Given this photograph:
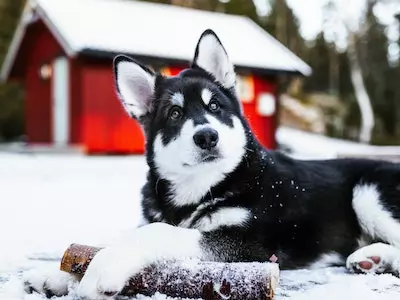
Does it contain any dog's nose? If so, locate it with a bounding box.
[193,128,219,150]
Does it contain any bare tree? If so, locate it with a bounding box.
[325,0,375,143]
[346,29,375,143]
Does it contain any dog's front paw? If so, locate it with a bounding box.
[76,245,147,300]
[23,265,77,297]
[77,223,203,299]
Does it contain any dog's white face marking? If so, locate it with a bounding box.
[352,184,400,248]
[307,252,344,269]
[153,115,246,206]
[201,88,213,105]
[171,92,184,107]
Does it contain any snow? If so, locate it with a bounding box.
[1,0,311,81]
[0,150,399,299]
[0,153,148,299]
[276,126,400,160]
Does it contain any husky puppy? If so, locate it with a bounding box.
[24,29,400,299]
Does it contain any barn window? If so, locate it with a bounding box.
[39,63,52,80]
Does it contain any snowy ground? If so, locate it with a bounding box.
[276,126,400,160]
[0,149,400,300]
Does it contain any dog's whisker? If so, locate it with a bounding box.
[244,146,254,153]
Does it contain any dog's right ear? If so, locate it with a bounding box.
[113,55,155,119]
[192,29,236,90]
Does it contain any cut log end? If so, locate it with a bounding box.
[60,243,280,300]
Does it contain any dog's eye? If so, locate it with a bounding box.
[169,107,182,120]
[209,101,220,112]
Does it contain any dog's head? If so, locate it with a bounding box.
[113,29,249,183]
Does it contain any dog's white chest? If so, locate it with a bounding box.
[179,201,250,232]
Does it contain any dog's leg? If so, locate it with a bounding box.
[29,223,262,300]
[74,223,203,299]
[349,183,400,276]
[23,265,80,297]
[24,223,200,299]
[352,183,400,248]
[346,242,400,276]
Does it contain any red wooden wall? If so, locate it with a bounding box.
[69,59,83,145]
[13,19,278,153]
[79,62,145,154]
[242,75,278,150]
[75,64,277,154]
[23,21,64,144]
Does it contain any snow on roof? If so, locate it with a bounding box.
[1,0,311,81]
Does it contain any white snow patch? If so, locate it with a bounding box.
[276,126,400,160]
[277,267,400,300]
[0,153,399,299]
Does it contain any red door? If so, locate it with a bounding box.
[81,65,145,154]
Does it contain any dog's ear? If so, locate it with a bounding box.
[192,29,236,90]
[113,55,155,119]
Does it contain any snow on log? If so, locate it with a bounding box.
[60,243,280,300]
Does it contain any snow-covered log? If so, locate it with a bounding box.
[60,243,280,300]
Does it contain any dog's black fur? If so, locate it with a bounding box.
[113,29,400,271]
[22,29,400,300]
[141,124,400,269]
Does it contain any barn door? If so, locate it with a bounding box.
[52,56,69,146]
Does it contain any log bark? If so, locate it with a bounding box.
[60,243,279,300]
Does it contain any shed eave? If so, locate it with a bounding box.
[0,3,32,82]
[1,0,313,82]
[78,48,307,77]
[34,2,76,57]
[0,0,77,83]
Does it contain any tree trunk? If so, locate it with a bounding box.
[275,0,287,45]
[346,32,375,143]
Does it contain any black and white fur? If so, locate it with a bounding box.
[25,29,400,299]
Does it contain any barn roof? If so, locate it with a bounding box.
[1,0,312,81]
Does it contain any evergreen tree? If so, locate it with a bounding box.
[303,33,332,93]
[0,0,25,141]
[264,0,306,59]
[222,0,258,22]
[357,1,398,140]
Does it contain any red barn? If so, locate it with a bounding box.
[0,0,311,154]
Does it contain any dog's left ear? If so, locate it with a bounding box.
[192,29,236,90]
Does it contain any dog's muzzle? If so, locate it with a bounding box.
[193,128,219,150]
